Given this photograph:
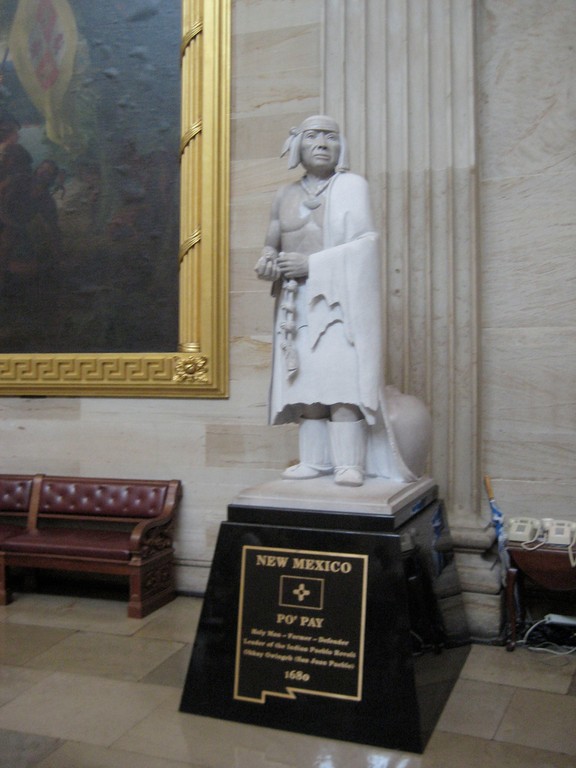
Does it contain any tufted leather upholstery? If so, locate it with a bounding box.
[0,475,35,543]
[38,479,168,518]
[0,476,34,511]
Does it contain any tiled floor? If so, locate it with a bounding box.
[1,590,576,767]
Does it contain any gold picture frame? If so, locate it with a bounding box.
[0,0,229,398]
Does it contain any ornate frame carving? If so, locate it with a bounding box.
[0,0,230,398]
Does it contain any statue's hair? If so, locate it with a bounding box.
[280,115,349,172]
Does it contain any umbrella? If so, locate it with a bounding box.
[484,475,510,586]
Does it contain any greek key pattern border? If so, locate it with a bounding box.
[0,354,213,396]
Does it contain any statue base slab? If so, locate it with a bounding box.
[230,475,437,530]
[180,480,469,753]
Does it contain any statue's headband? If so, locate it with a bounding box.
[280,115,349,171]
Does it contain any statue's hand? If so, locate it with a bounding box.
[277,251,309,279]
[254,247,281,281]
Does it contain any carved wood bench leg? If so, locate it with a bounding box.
[0,555,12,605]
[128,558,175,619]
[128,566,144,619]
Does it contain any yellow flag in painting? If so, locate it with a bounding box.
[9,0,77,148]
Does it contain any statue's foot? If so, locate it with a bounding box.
[282,463,332,480]
[334,467,364,487]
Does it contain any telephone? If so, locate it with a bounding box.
[542,518,576,546]
[507,518,541,543]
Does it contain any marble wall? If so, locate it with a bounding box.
[0,0,574,631]
[478,0,576,520]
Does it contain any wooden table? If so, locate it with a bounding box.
[505,541,576,650]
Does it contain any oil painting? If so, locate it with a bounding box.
[0,0,180,353]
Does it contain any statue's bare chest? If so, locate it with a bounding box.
[278,184,324,254]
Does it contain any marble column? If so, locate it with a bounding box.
[322,0,501,637]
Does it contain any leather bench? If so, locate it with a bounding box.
[0,474,182,618]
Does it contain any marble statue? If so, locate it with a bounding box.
[255,115,431,487]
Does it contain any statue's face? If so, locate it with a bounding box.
[300,129,340,178]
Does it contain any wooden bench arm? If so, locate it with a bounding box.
[128,480,182,556]
[129,515,175,556]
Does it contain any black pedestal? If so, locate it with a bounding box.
[180,491,470,753]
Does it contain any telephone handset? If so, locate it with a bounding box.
[507,517,541,543]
